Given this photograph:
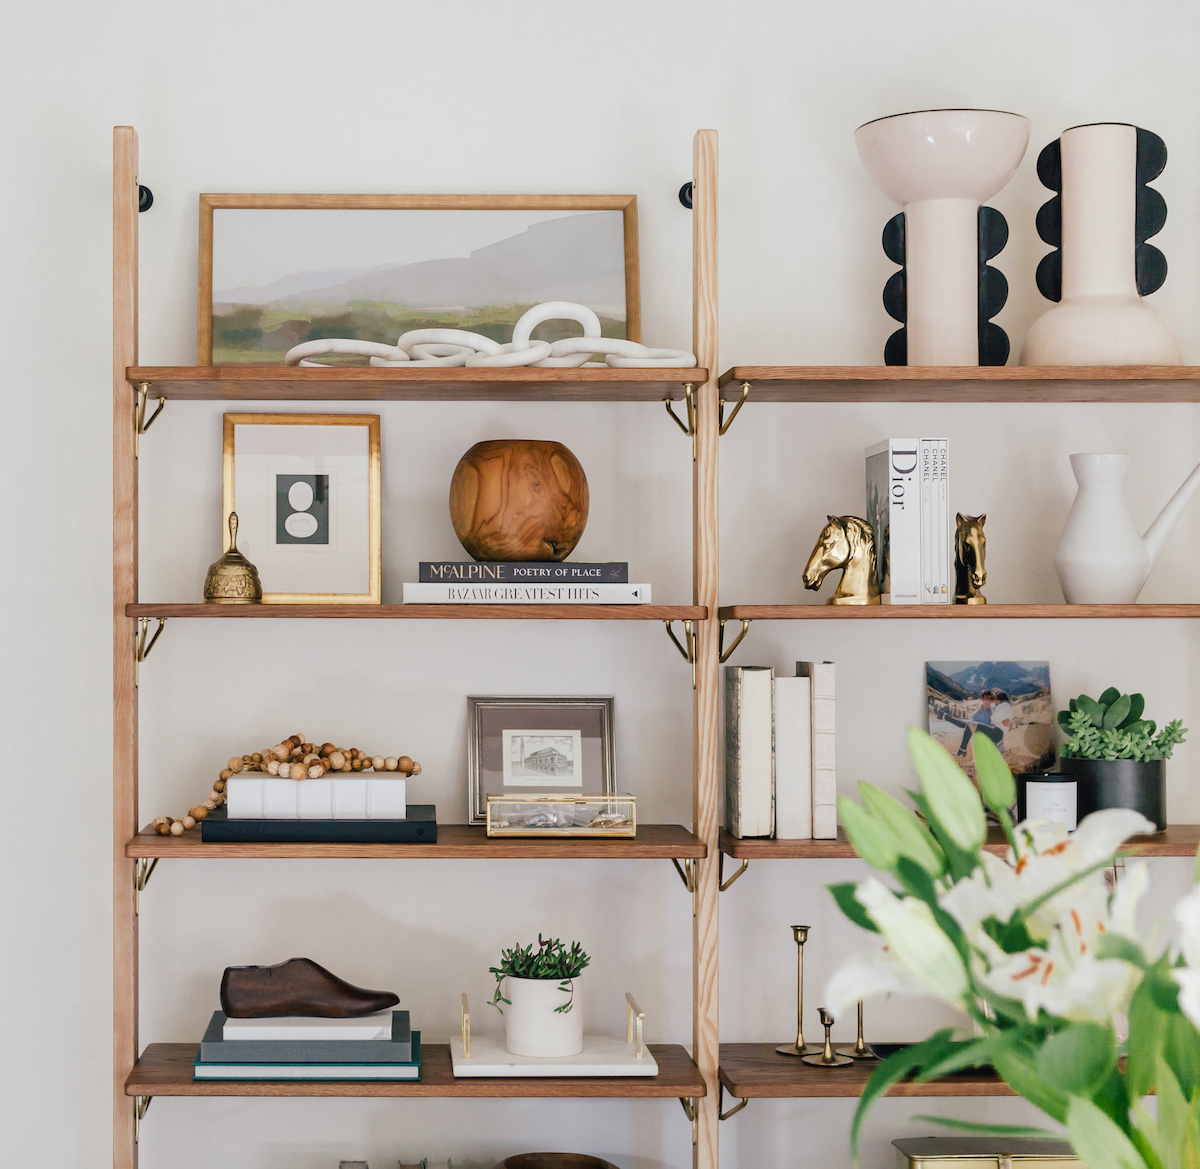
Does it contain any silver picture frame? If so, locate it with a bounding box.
[467,696,615,825]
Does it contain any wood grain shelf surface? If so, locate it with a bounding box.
[718,1044,1011,1098]
[718,604,1200,620]
[128,603,706,621]
[717,365,1200,402]
[127,1042,705,1098]
[127,823,706,860]
[720,825,1200,860]
[127,366,707,402]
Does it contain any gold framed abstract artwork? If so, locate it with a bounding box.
[198,194,640,364]
[222,413,381,604]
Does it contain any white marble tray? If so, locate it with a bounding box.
[449,1034,658,1077]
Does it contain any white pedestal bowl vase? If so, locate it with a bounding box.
[1055,452,1200,604]
[855,109,1030,366]
[502,975,584,1058]
[1022,123,1181,365]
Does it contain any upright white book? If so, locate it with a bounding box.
[919,437,950,604]
[865,439,920,604]
[773,675,813,840]
[936,438,950,603]
[724,666,774,838]
[796,661,836,838]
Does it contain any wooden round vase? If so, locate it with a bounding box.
[449,439,589,562]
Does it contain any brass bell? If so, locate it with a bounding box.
[204,512,262,604]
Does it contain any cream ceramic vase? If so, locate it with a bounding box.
[1055,453,1200,603]
[855,109,1030,365]
[502,975,584,1057]
[1022,123,1181,365]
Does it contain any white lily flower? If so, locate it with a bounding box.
[854,879,970,1007]
[1171,885,1200,1028]
[824,947,929,1020]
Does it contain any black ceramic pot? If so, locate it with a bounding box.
[1059,757,1166,832]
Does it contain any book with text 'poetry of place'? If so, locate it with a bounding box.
[419,561,629,583]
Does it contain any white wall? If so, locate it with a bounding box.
[4,1,1200,1166]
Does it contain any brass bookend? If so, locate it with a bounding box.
[204,512,262,604]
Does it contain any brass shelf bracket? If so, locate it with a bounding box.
[134,617,167,686]
[134,857,159,916]
[719,381,750,436]
[134,1095,152,1143]
[461,992,470,1059]
[718,853,749,892]
[625,992,645,1059]
[664,383,696,437]
[718,618,751,664]
[679,1095,698,1142]
[718,1083,749,1121]
[671,857,696,893]
[134,381,165,457]
[663,619,697,688]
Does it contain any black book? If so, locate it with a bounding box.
[201,804,437,844]
[419,561,628,584]
[200,1010,412,1063]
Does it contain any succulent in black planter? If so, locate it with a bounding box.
[1057,688,1186,831]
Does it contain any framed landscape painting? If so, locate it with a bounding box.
[198,194,640,364]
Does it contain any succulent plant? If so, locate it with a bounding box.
[1058,688,1186,761]
[489,934,590,1014]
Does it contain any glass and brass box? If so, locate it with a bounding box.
[894,1139,1081,1169]
[485,794,636,837]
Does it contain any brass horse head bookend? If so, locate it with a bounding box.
[803,515,880,606]
[955,513,987,604]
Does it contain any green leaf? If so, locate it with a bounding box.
[1099,688,1122,709]
[1123,694,1146,728]
[981,913,1037,954]
[1036,1023,1117,1098]
[911,1117,1065,1139]
[908,728,987,853]
[992,1046,1070,1123]
[839,797,900,871]
[907,790,980,882]
[1067,1095,1149,1169]
[1153,1057,1189,1169]
[827,882,879,933]
[918,1030,1030,1080]
[859,784,946,877]
[1078,695,1106,727]
[1129,1101,1165,1169]
[974,733,1017,816]
[1095,933,1149,969]
[1105,694,1133,729]
[850,1030,958,1159]
[1162,1009,1200,1100]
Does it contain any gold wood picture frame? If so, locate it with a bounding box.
[199,194,640,365]
[222,413,381,604]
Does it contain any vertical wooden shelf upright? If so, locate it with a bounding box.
[111,126,723,1169]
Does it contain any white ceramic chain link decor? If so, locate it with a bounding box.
[283,301,696,369]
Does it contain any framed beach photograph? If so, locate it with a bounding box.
[198,194,640,364]
[223,413,381,603]
[926,660,1055,781]
[467,696,614,824]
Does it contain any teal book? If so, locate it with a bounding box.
[192,1031,421,1080]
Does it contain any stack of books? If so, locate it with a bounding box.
[725,661,836,840]
[866,438,950,605]
[403,561,650,604]
[193,1009,420,1081]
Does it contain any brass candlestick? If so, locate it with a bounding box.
[802,1007,853,1067]
[776,925,820,1056]
[837,999,876,1060]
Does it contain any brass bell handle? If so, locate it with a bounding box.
[227,511,239,552]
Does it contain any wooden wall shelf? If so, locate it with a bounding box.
[128,603,706,621]
[720,825,1200,860]
[128,823,706,860]
[717,365,1200,402]
[127,1043,705,1098]
[718,1044,1010,1098]
[718,604,1200,620]
[127,366,707,402]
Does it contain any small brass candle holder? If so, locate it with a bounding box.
[837,1000,877,1061]
[776,925,820,1056]
[802,1007,853,1067]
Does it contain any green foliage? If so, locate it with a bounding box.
[489,935,590,1014]
[1058,690,1186,760]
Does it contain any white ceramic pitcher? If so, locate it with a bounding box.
[1056,452,1200,603]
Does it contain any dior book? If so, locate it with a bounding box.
[866,439,921,604]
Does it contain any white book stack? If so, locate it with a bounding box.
[225,776,407,819]
[773,675,813,840]
[797,661,837,839]
[724,665,774,838]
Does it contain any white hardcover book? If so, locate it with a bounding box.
[223,1013,394,1041]
[920,438,935,603]
[938,438,951,603]
[724,665,774,838]
[865,439,920,604]
[797,661,836,838]
[402,582,650,604]
[226,776,407,820]
[773,675,812,840]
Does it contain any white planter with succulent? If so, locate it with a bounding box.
[490,935,589,1058]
